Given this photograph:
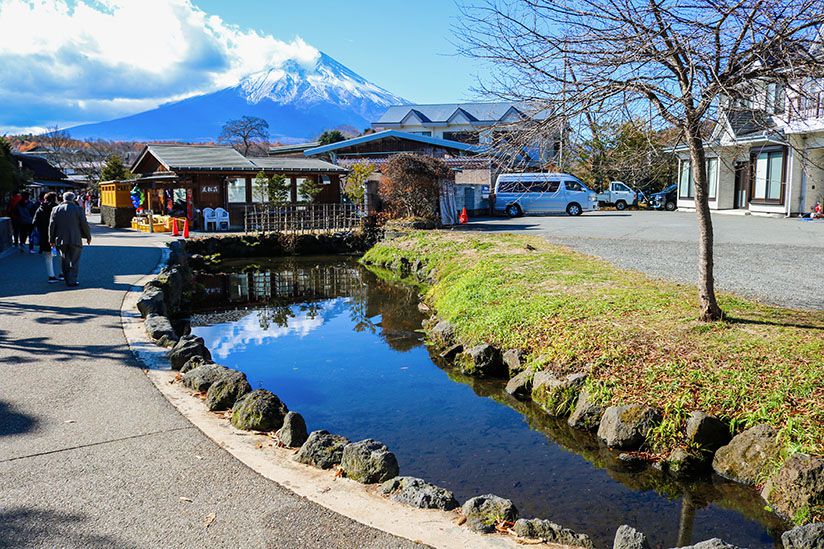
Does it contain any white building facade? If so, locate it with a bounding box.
[675,81,824,216]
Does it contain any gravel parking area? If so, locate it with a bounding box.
[463,211,824,310]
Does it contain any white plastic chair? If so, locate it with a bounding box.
[215,207,230,231]
[203,208,217,231]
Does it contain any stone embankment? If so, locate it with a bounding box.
[129,237,602,547]
[363,249,824,542]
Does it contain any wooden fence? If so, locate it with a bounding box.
[244,203,362,234]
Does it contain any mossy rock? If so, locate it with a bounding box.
[230,389,288,431]
[531,371,586,417]
[205,370,251,411]
[461,494,518,533]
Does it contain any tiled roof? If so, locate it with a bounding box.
[13,153,68,182]
[268,142,321,155]
[725,109,776,138]
[144,144,254,170]
[133,144,347,173]
[374,102,549,125]
[337,157,494,170]
[251,157,347,173]
[303,130,484,156]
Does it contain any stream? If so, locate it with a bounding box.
[186,256,788,548]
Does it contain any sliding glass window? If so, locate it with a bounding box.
[752,150,784,202]
[679,160,693,198]
[679,158,718,199]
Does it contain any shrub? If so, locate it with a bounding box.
[380,153,449,220]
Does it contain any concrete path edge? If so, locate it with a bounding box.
[119,248,521,549]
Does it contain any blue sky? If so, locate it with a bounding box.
[193,0,477,104]
[0,0,480,134]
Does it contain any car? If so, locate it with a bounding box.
[494,172,599,217]
[597,181,638,210]
[650,184,678,211]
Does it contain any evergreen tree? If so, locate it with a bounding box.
[100,154,133,181]
[0,137,29,201]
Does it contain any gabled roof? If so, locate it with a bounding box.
[133,144,254,172]
[13,153,68,182]
[725,109,776,139]
[132,143,346,174]
[303,130,485,156]
[373,101,548,127]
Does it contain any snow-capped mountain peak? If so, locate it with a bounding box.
[239,52,405,116]
[66,52,407,143]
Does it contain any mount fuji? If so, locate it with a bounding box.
[66,53,407,143]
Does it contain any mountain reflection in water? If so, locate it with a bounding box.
[188,257,787,549]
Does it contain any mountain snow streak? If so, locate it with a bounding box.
[67,52,407,143]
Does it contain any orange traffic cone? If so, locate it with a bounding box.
[171,218,179,236]
[459,207,469,224]
[182,218,190,238]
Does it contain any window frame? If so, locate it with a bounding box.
[749,146,786,205]
[227,177,248,204]
[679,158,719,200]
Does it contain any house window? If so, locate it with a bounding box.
[228,177,246,203]
[752,150,784,202]
[765,82,785,114]
[707,157,718,199]
[679,160,693,199]
[679,158,718,199]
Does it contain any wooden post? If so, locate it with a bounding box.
[290,176,298,203]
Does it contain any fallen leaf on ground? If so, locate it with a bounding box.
[179,497,193,503]
[64,420,76,424]
[204,512,216,528]
[194,455,204,460]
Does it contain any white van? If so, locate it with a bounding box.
[493,173,599,217]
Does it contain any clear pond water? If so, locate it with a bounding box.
[188,257,788,548]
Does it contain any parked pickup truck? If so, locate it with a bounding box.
[597,181,638,210]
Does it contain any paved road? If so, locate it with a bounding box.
[0,222,419,548]
[463,211,824,310]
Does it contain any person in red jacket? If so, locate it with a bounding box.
[6,191,21,247]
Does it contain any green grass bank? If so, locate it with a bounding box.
[362,231,823,458]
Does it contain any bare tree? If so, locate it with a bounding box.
[38,127,113,190]
[457,0,823,321]
[219,116,270,156]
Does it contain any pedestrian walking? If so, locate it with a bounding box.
[48,191,92,287]
[6,191,21,247]
[15,191,36,253]
[32,192,61,283]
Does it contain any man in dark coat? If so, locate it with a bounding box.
[49,191,92,287]
[32,192,60,282]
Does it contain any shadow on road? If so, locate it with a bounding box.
[0,328,134,365]
[0,243,161,299]
[0,507,136,548]
[0,401,38,438]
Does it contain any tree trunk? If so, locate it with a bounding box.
[686,129,724,321]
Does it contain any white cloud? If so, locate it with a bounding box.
[0,0,320,131]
